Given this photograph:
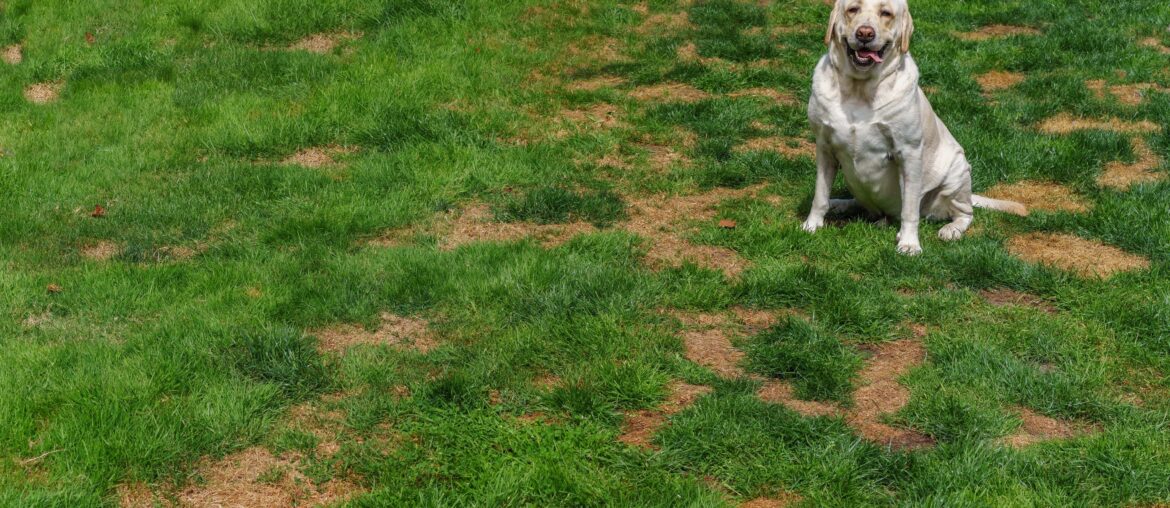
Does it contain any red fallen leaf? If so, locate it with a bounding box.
[85,33,96,45]
[47,284,63,294]
[91,204,106,218]
[718,219,738,229]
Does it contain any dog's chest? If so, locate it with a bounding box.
[826,118,902,213]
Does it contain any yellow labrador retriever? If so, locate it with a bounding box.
[803,0,1026,255]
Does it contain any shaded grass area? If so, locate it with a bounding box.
[1,0,1169,506]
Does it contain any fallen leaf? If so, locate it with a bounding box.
[85,33,96,45]
[47,284,62,294]
[91,204,106,218]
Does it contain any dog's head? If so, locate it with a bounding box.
[824,0,914,74]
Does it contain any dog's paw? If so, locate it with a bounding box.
[801,218,824,233]
[896,241,923,256]
[938,224,964,242]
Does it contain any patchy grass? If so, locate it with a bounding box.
[2,0,1169,506]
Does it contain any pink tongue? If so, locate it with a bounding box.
[859,50,884,63]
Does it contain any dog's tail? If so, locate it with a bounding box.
[972,195,1028,217]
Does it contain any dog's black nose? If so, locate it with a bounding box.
[856,26,876,42]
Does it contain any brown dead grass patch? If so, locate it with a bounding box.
[1139,37,1170,55]
[637,11,696,36]
[728,87,798,107]
[176,447,361,508]
[629,82,711,103]
[1087,79,1168,106]
[1100,137,1165,190]
[676,41,729,66]
[756,381,841,417]
[281,145,357,169]
[567,75,626,92]
[288,32,361,54]
[1037,114,1159,135]
[443,203,598,250]
[954,25,1041,42]
[980,288,1057,314]
[682,327,746,378]
[117,482,161,508]
[740,493,804,508]
[847,340,935,449]
[976,70,1025,93]
[81,241,119,262]
[1007,232,1150,278]
[2,44,22,65]
[564,35,628,65]
[735,137,816,159]
[559,103,627,133]
[1000,407,1095,448]
[315,312,438,354]
[619,381,712,449]
[24,82,62,104]
[627,185,765,277]
[983,181,1091,214]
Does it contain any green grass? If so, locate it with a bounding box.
[2,0,1170,506]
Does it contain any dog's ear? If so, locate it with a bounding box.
[824,1,843,46]
[899,8,915,52]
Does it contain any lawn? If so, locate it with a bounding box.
[2,0,1170,506]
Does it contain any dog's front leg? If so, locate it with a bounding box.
[896,150,924,255]
[802,136,838,233]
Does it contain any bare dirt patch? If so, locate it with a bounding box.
[288,32,361,54]
[81,241,120,262]
[567,75,626,92]
[176,447,361,508]
[954,25,1041,42]
[619,381,713,449]
[1000,407,1094,448]
[24,82,62,104]
[315,312,438,354]
[976,70,1025,93]
[2,44,22,65]
[1007,232,1150,278]
[1100,137,1164,190]
[1139,37,1170,55]
[735,137,816,159]
[1037,114,1159,135]
[1086,79,1168,106]
[847,340,935,449]
[983,181,1091,214]
[629,82,711,103]
[728,87,798,107]
[980,288,1057,314]
[281,145,357,169]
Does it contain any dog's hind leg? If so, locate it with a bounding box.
[936,172,974,242]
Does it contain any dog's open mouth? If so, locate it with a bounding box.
[847,42,891,67]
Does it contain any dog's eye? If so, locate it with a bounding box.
[880,10,893,17]
[847,6,860,14]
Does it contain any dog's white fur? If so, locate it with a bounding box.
[803,0,1026,255]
